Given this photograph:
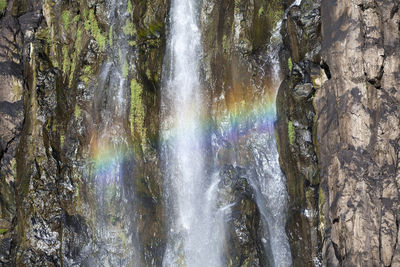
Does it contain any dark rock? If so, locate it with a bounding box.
[219,165,267,266]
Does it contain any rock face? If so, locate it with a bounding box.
[0,1,24,264]
[277,0,400,266]
[1,0,278,265]
[316,0,400,265]
[0,0,168,265]
[276,0,323,265]
[1,0,399,266]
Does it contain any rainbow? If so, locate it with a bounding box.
[90,82,280,178]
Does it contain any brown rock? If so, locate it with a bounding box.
[316,0,400,265]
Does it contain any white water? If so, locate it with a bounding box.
[247,2,304,265]
[161,0,224,266]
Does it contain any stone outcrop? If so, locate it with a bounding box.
[0,0,168,265]
[316,0,400,265]
[276,0,324,265]
[277,0,400,266]
[0,1,24,264]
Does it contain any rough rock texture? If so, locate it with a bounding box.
[276,0,400,266]
[0,0,24,264]
[219,165,267,266]
[0,0,168,265]
[276,0,324,265]
[316,0,400,265]
[3,0,399,265]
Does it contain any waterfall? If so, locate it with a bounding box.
[89,0,140,265]
[160,0,225,266]
[246,4,303,266]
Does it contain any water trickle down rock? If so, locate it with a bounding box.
[200,0,292,266]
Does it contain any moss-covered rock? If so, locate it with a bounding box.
[275,0,323,266]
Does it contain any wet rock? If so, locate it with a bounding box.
[219,165,267,267]
[293,83,313,99]
[275,0,322,265]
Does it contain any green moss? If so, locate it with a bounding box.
[288,120,295,145]
[128,40,137,46]
[122,61,129,78]
[73,14,80,24]
[258,6,264,17]
[11,158,16,170]
[130,79,146,146]
[80,65,93,84]
[122,19,136,36]
[0,229,8,235]
[0,0,7,13]
[288,57,293,72]
[60,134,65,148]
[35,28,50,42]
[145,69,151,79]
[138,21,162,39]
[265,1,284,26]
[83,65,92,73]
[74,104,81,117]
[62,10,71,30]
[62,45,70,75]
[84,9,107,50]
[222,35,230,52]
[319,186,325,233]
[127,0,132,14]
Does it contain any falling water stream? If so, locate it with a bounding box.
[160,0,225,266]
[159,0,297,266]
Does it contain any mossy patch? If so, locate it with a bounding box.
[258,6,264,17]
[80,65,93,85]
[0,0,7,13]
[73,14,80,24]
[288,57,293,72]
[122,61,129,78]
[265,1,284,27]
[130,79,146,147]
[138,21,162,39]
[0,228,8,235]
[10,158,16,177]
[318,186,325,233]
[127,0,132,14]
[288,120,295,145]
[122,19,136,36]
[74,104,81,117]
[35,27,51,42]
[69,26,84,86]
[62,10,71,30]
[60,133,65,148]
[62,45,70,75]
[84,9,107,50]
